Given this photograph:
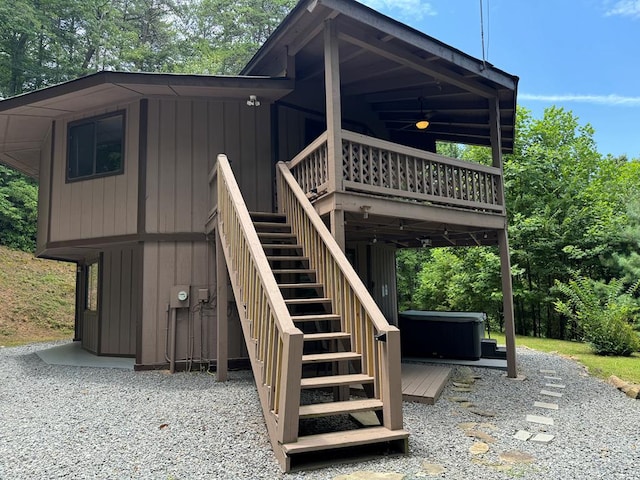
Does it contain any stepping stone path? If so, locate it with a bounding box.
[514,368,566,444]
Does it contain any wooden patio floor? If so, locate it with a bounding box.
[401,362,452,405]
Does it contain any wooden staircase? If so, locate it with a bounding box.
[210,155,407,472]
[252,211,408,469]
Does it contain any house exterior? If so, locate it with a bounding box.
[0,0,518,470]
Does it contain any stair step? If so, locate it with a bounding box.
[302,352,361,364]
[278,282,323,289]
[253,221,291,230]
[262,243,304,250]
[299,399,384,419]
[272,269,316,275]
[257,232,297,239]
[282,426,409,455]
[249,211,286,221]
[267,256,309,262]
[303,332,351,342]
[292,313,341,323]
[300,373,373,389]
[285,297,331,305]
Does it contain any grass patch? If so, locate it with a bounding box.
[489,332,640,384]
[0,245,75,347]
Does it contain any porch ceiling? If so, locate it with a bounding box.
[243,0,518,153]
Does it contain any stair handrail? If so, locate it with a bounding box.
[276,161,404,431]
[213,154,303,447]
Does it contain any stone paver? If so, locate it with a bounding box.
[469,442,490,455]
[333,472,405,480]
[540,389,563,398]
[531,433,555,443]
[544,376,563,381]
[534,401,559,410]
[499,450,535,464]
[421,463,446,475]
[526,414,554,425]
[513,430,532,441]
[545,383,566,389]
[540,369,556,374]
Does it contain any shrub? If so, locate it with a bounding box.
[554,275,640,356]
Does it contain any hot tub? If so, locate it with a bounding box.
[398,310,486,360]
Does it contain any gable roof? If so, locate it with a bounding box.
[243,0,518,153]
[0,0,518,178]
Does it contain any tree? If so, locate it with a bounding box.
[0,166,38,251]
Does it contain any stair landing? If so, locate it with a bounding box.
[401,363,452,405]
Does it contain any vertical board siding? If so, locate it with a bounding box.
[370,244,399,325]
[140,97,271,365]
[140,240,227,365]
[49,102,139,242]
[277,106,307,162]
[36,127,53,252]
[145,98,272,235]
[100,245,140,356]
[145,99,273,233]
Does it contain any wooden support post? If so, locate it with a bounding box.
[330,209,346,252]
[490,96,517,378]
[216,227,228,381]
[498,228,517,378]
[324,18,343,195]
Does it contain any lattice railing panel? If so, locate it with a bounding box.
[341,130,503,212]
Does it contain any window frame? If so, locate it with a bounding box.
[66,110,126,183]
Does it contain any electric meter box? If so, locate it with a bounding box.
[170,285,191,308]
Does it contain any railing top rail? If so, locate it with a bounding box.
[286,131,329,170]
[277,161,397,334]
[341,129,501,176]
[215,154,300,336]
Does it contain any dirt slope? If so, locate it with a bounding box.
[0,245,75,346]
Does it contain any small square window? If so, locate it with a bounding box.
[67,112,125,181]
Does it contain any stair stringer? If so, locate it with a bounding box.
[213,155,304,472]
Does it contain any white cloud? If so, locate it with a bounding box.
[606,0,640,18]
[519,93,640,106]
[358,0,437,22]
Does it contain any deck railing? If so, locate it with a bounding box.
[277,162,404,431]
[287,129,504,213]
[211,154,303,445]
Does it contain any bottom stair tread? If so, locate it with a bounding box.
[299,399,383,418]
[282,426,409,455]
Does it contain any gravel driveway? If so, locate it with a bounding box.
[1,342,638,479]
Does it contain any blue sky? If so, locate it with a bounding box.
[359,0,640,158]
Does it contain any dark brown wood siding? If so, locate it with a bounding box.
[99,245,141,356]
[49,102,139,242]
[36,125,53,253]
[139,98,270,365]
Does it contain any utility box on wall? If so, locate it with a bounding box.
[170,285,191,309]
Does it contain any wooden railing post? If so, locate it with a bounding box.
[380,328,403,430]
[277,330,304,444]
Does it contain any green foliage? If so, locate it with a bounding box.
[0,0,297,96]
[554,274,640,356]
[0,166,37,251]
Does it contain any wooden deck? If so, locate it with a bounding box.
[401,363,452,405]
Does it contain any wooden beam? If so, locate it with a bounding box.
[490,97,516,377]
[324,18,343,194]
[314,192,507,230]
[338,31,497,98]
[215,227,228,382]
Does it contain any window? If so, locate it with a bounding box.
[67,112,125,181]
